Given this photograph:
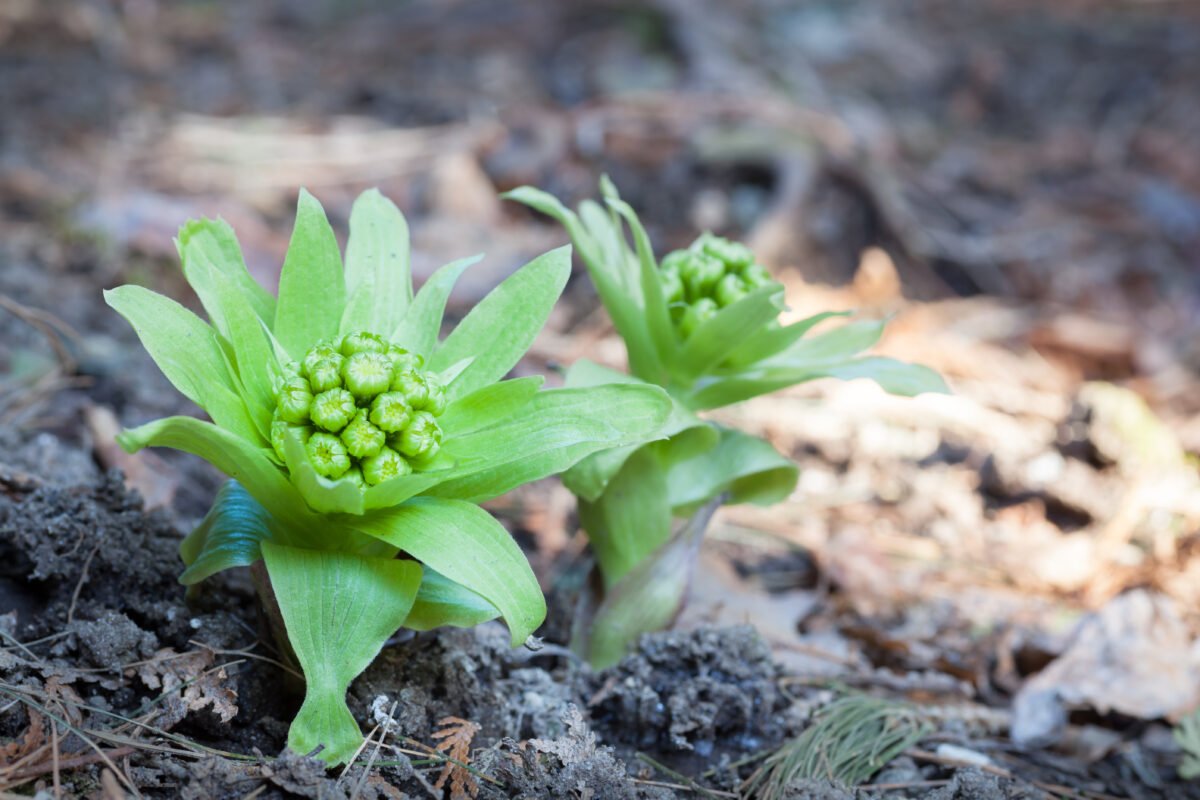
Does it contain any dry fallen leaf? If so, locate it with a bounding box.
[1012,590,1200,746]
[86,404,179,511]
[431,715,481,800]
[134,648,238,728]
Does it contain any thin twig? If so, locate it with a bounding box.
[0,689,139,796]
[632,778,740,797]
[399,738,503,787]
[351,701,397,799]
[3,746,136,783]
[66,542,102,624]
[51,718,61,798]
[636,753,736,799]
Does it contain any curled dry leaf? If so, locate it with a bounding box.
[1012,590,1200,747]
[432,715,481,800]
[133,647,238,728]
[0,704,46,767]
[85,404,179,511]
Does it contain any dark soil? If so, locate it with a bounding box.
[4,0,1200,797]
[0,438,789,797]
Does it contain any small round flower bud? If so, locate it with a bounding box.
[418,374,447,415]
[681,253,725,301]
[390,368,429,408]
[679,297,719,339]
[301,343,342,380]
[306,432,350,479]
[697,234,753,270]
[741,262,773,289]
[340,466,367,490]
[407,440,442,470]
[270,414,313,462]
[340,331,387,356]
[307,357,344,393]
[659,265,685,305]
[340,409,385,459]
[277,376,314,424]
[397,411,441,459]
[714,273,749,308]
[385,345,424,373]
[369,392,413,433]
[361,446,412,486]
[342,351,393,399]
[660,250,691,272]
[310,388,357,432]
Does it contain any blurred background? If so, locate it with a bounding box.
[2,0,1199,792]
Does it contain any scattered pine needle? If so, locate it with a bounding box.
[741,694,930,799]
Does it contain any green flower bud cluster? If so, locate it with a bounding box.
[659,233,779,338]
[270,330,447,486]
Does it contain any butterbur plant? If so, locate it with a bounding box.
[105,188,670,763]
[507,178,948,667]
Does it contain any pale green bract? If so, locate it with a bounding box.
[105,188,672,763]
[507,178,948,667]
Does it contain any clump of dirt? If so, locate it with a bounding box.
[352,624,585,744]
[589,625,789,757]
[0,470,184,640]
[480,707,673,800]
[0,449,298,792]
[2,434,792,797]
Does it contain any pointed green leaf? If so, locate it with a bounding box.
[392,255,480,356]
[436,356,476,389]
[505,186,661,382]
[427,384,672,502]
[763,319,885,367]
[356,497,544,646]
[675,283,784,382]
[723,311,851,368]
[691,354,948,409]
[604,193,676,369]
[795,356,950,396]
[666,427,798,513]
[560,359,714,501]
[579,497,718,669]
[439,376,544,437]
[340,189,411,337]
[274,189,346,359]
[430,246,571,400]
[261,541,421,764]
[578,446,670,588]
[180,480,274,584]
[362,471,451,510]
[502,187,602,267]
[176,218,275,326]
[404,568,500,632]
[579,200,632,291]
[179,225,279,438]
[116,415,317,533]
[104,286,260,442]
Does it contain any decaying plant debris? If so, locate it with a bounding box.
[4,0,1200,797]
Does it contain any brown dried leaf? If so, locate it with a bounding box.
[0,706,47,766]
[86,404,179,510]
[431,715,481,800]
[1012,590,1200,747]
[133,647,238,728]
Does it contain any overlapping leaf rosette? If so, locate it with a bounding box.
[507,178,948,667]
[105,189,670,762]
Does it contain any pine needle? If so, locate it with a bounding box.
[742,694,930,799]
